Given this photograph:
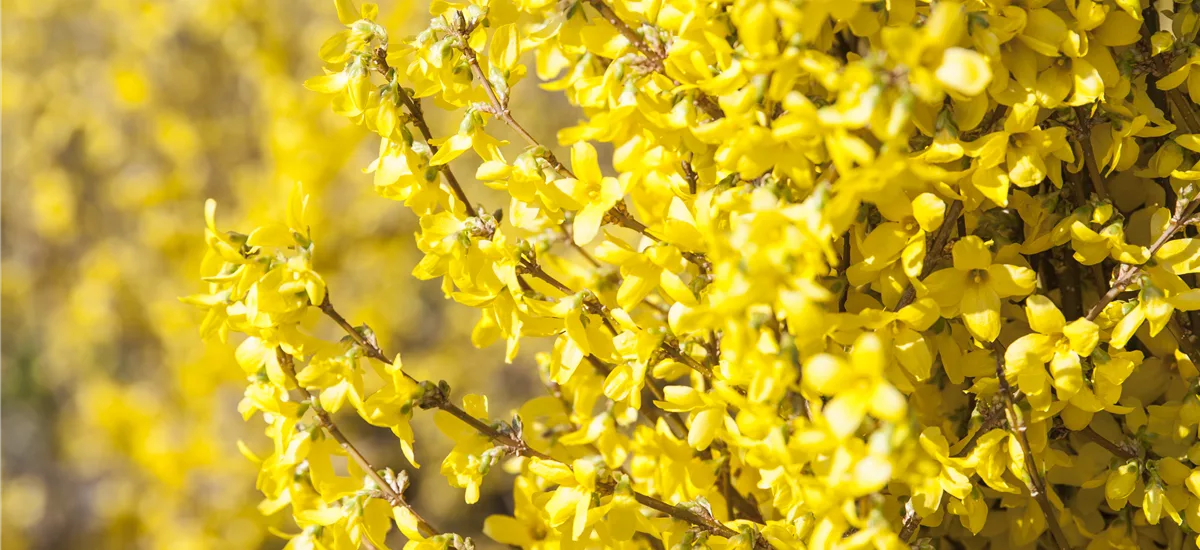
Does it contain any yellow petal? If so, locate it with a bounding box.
[912,193,947,232]
[488,24,520,71]
[1063,318,1100,356]
[1024,294,1065,335]
[987,264,1036,298]
[394,506,426,540]
[1049,349,1083,400]
[688,407,723,450]
[869,383,907,422]
[572,204,606,246]
[570,141,603,184]
[1157,65,1191,91]
[823,392,868,439]
[936,47,993,96]
[962,283,1001,342]
[483,516,532,546]
[429,133,474,166]
[952,236,993,271]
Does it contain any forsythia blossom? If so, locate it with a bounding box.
[188,0,1200,548]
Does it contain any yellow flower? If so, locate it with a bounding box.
[847,192,946,285]
[1067,207,1148,266]
[434,394,495,503]
[554,142,627,246]
[1004,295,1099,411]
[531,457,606,540]
[936,47,993,97]
[963,102,1075,206]
[921,236,1037,342]
[1157,46,1200,103]
[655,385,727,450]
[305,64,374,118]
[913,428,974,516]
[803,333,907,439]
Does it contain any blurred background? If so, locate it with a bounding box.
[1,0,574,547]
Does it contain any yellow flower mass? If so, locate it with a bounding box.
[181,0,1200,547]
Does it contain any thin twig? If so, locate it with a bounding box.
[318,296,771,546]
[1079,426,1138,460]
[453,12,576,177]
[449,14,701,265]
[990,341,1070,549]
[581,0,724,120]
[1073,106,1110,201]
[584,0,664,66]
[519,258,574,295]
[1167,89,1200,135]
[837,231,851,312]
[894,200,964,311]
[1085,198,1199,320]
[318,297,548,458]
[1168,316,1200,365]
[898,505,922,542]
[276,348,441,537]
[1139,27,1200,134]
[951,403,1007,458]
[682,158,699,194]
[372,48,476,217]
[663,344,717,381]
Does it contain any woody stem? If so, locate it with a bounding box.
[276,348,441,537]
[318,295,772,547]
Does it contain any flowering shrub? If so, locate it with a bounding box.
[191,0,1200,547]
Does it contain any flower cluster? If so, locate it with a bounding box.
[192,0,1200,547]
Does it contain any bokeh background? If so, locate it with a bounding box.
[1,0,573,547]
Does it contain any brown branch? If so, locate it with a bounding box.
[449,13,700,268]
[1085,197,1199,320]
[519,258,574,295]
[1079,426,1138,460]
[628,491,744,541]
[837,231,851,312]
[893,200,964,311]
[951,403,1007,459]
[898,505,922,543]
[581,0,724,120]
[1168,316,1200,366]
[560,226,602,267]
[318,296,550,458]
[276,348,441,537]
[452,13,575,178]
[663,344,717,381]
[682,158,699,194]
[318,295,771,546]
[1138,26,1200,134]
[1073,106,1110,202]
[1059,248,1085,320]
[584,0,664,66]
[372,48,476,217]
[990,341,1070,549]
